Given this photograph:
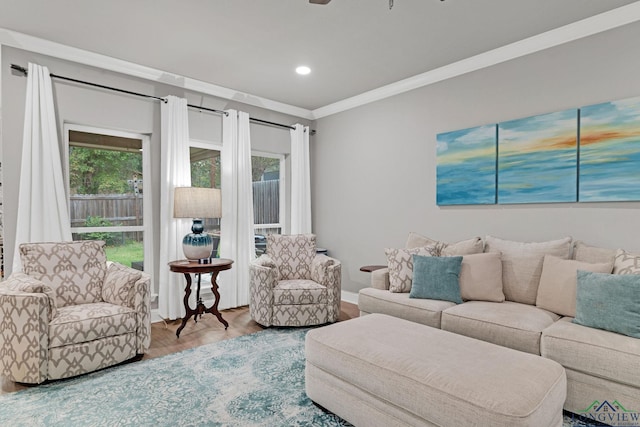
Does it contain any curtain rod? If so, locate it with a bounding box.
[10,64,315,134]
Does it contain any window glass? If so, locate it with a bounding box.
[68,129,146,270]
[252,154,282,256]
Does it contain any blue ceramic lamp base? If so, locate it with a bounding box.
[182,219,214,261]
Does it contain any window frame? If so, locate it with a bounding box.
[63,123,153,277]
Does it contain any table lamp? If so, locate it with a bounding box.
[173,187,222,261]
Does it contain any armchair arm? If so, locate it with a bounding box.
[0,272,57,320]
[249,256,279,327]
[312,255,342,322]
[0,275,51,384]
[102,262,151,353]
[252,254,277,269]
[371,267,390,290]
[133,272,151,353]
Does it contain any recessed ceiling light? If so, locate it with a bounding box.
[296,66,311,75]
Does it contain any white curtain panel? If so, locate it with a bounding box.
[219,110,256,308]
[12,63,72,274]
[290,124,312,234]
[158,95,191,320]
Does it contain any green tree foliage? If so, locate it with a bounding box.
[83,216,121,245]
[69,146,142,194]
[191,157,220,188]
[251,156,279,181]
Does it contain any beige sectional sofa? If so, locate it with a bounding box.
[358,233,640,416]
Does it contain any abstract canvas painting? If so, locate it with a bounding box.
[436,125,497,205]
[579,96,640,202]
[498,110,578,204]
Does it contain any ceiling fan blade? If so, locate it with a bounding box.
[309,0,332,4]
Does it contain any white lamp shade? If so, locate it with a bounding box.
[173,187,221,219]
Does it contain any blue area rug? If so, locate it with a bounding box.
[0,327,609,426]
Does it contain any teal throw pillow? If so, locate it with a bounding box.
[573,270,640,338]
[409,255,463,304]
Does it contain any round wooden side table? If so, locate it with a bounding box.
[168,258,233,338]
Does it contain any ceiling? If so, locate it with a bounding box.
[0,0,638,113]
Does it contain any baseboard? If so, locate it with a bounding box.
[341,290,358,305]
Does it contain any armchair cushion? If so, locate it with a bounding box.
[49,302,137,348]
[20,241,107,307]
[102,262,142,308]
[274,280,328,305]
[267,234,316,280]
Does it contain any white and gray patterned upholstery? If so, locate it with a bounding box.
[249,234,341,327]
[0,241,151,384]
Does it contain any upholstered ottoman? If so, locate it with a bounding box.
[305,314,566,427]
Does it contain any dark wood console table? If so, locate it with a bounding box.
[168,258,233,338]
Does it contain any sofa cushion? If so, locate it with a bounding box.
[536,255,613,317]
[484,236,572,305]
[441,301,560,355]
[410,255,463,303]
[542,317,640,388]
[405,232,483,255]
[358,287,455,328]
[573,271,640,338]
[20,240,108,307]
[613,249,640,275]
[273,279,327,305]
[459,252,505,302]
[573,241,616,264]
[49,302,137,348]
[385,246,439,293]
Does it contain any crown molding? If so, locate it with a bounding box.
[0,28,315,121]
[312,2,640,119]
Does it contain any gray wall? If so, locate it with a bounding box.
[1,46,311,293]
[312,22,640,293]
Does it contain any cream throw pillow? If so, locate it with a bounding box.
[536,255,613,317]
[484,236,572,305]
[405,232,483,256]
[459,252,505,302]
[573,241,616,264]
[385,246,439,293]
[613,249,640,275]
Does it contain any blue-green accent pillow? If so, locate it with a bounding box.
[573,270,640,338]
[409,255,463,304]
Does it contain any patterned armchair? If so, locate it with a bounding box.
[249,234,341,327]
[0,241,151,384]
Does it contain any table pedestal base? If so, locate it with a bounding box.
[176,271,228,338]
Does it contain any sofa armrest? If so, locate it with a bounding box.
[0,286,50,383]
[371,267,390,290]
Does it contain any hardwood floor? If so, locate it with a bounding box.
[0,301,360,395]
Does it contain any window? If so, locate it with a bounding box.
[252,151,285,255]
[65,125,152,275]
[187,142,285,258]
